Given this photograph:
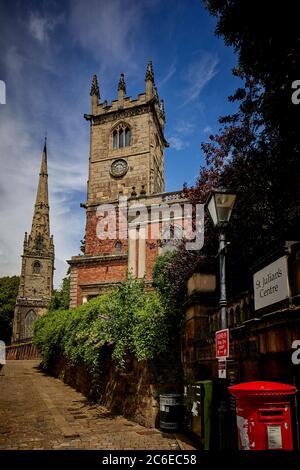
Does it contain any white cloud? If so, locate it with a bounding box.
[0,28,88,287]
[168,136,187,151]
[5,46,24,77]
[0,110,87,287]
[167,120,195,152]
[203,125,212,133]
[182,52,219,105]
[175,121,195,135]
[0,0,166,287]
[68,0,147,72]
[158,61,176,87]
[28,12,63,44]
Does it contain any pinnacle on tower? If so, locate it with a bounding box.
[118,73,126,93]
[145,60,154,82]
[31,139,50,238]
[35,138,48,205]
[90,74,100,98]
[145,60,155,100]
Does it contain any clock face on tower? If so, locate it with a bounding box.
[110,158,128,178]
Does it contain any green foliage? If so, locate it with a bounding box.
[33,308,70,367]
[152,251,192,341]
[152,251,175,303]
[132,294,168,361]
[33,277,169,370]
[0,276,19,343]
[48,274,70,311]
[199,0,300,293]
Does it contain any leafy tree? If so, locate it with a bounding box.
[153,250,216,323]
[48,273,70,311]
[33,277,169,370]
[203,0,300,242]
[160,2,300,303]
[152,251,176,303]
[0,276,19,343]
[205,0,300,141]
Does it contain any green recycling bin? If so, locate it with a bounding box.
[184,380,213,449]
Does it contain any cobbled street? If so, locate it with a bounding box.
[0,360,182,450]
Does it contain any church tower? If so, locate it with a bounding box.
[12,140,54,342]
[85,61,167,205]
[68,61,183,307]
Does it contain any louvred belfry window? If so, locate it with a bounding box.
[112,124,131,149]
[33,261,41,274]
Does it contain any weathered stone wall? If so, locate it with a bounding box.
[89,113,151,203]
[48,346,183,428]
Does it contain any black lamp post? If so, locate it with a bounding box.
[206,188,237,449]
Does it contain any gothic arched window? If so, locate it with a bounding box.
[112,123,131,149]
[115,241,122,253]
[24,310,37,339]
[33,261,41,274]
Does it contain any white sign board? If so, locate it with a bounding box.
[218,359,227,379]
[253,256,290,311]
[267,425,283,449]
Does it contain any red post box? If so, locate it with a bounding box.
[228,381,297,450]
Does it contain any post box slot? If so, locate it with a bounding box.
[260,410,284,416]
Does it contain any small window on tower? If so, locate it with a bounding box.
[33,261,41,274]
[113,130,118,149]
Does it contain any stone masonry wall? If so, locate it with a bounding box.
[48,346,183,428]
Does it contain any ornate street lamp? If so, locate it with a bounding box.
[206,187,236,450]
[206,188,236,329]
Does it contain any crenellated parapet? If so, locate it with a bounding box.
[88,61,166,130]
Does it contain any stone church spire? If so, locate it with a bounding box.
[30,138,50,239]
[12,139,54,343]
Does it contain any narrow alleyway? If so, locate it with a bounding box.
[0,360,182,450]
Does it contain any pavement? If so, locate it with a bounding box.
[0,360,196,450]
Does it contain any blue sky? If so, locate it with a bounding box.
[0,0,240,286]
